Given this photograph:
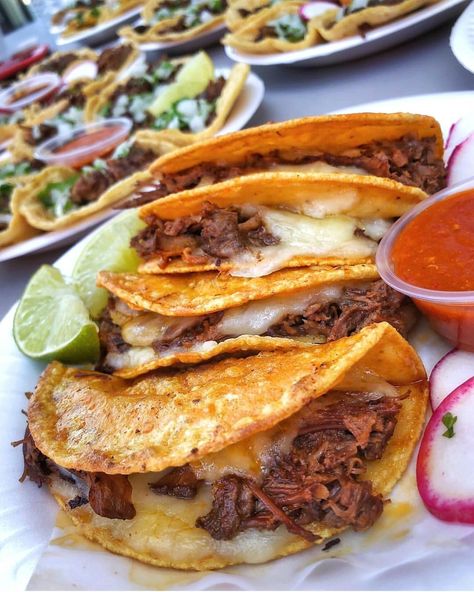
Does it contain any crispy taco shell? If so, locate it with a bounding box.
[147,112,444,178]
[17,138,175,231]
[61,0,142,37]
[29,323,428,569]
[316,0,438,41]
[136,172,426,275]
[223,1,321,53]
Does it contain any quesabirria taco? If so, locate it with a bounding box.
[22,323,428,570]
[130,172,427,277]
[96,263,417,377]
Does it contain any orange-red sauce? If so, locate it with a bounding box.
[53,125,124,168]
[8,83,49,104]
[392,190,474,291]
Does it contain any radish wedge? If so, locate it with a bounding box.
[446,132,474,186]
[444,114,474,164]
[63,60,98,84]
[299,1,337,20]
[417,377,474,523]
[430,349,474,410]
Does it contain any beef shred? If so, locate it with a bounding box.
[97,44,133,75]
[21,427,136,520]
[131,202,279,263]
[159,395,401,541]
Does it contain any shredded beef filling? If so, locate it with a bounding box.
[130,135,445,205]
[153,394,401,541]
[97,44,133,75]
[38,53,77,75]
[20,427,136,520]
[70,145,156,206]
[131,202,279,264]
[97,280,416,368]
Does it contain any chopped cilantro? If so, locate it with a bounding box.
[37,176,79,218]
[90,6,101,17]
[0,162,32,180]
[99,103,111,117]
[267,14,307,42]
[442,412,457,439]
[0,183,13,214]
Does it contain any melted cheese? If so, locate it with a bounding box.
[105,284,349,370]
[271,160,367,177]
[232,207,377,278]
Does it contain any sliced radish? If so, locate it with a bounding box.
[417,377,474,523]
[299,1,338,20]
[62,60,98,85]
[444,114,474,164]
[446,132,474,186]
[430,349,474,410]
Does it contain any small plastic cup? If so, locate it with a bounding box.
[0,72,61,112]
[376,177,474,350]
[34,118,133,169]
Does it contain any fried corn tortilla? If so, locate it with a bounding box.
[96,264,417,377]
[26,323,428,569]
[316,0,439,41]
[16,138,175,231]
[61,0,142,38]
[133,112,445,203]
[0,182,39,247]
[133,172,426,277]
[223,2,321,54]
[120,0,226,43]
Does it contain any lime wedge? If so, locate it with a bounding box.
[147,51,215,117]
[13,265,99,363]
[72,209,146,318]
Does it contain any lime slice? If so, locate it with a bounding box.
[13,265,99,363]
[147,51,215,117]
[72,209,145,318]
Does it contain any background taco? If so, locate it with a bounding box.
[16,137,174,231]
[120,0,227,43]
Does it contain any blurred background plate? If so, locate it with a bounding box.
[225,0,468,67]
[450,0,474,73]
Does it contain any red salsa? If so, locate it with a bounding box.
[391,189,474,350]
[392,190,474,291]
[52,125,127,168]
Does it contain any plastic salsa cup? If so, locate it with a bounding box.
[0,72,61,112]
[376,177,474,351]
[34,118,133,169]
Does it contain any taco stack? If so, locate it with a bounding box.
[20,113,436,569]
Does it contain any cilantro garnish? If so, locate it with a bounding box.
[442,412,457,439]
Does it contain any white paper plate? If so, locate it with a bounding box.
[225,0,469,67]
[56,6,142,47]
[134,22,226,57]
[3,91,474,592]
[450,0,474,73]
[0,70,264,262]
